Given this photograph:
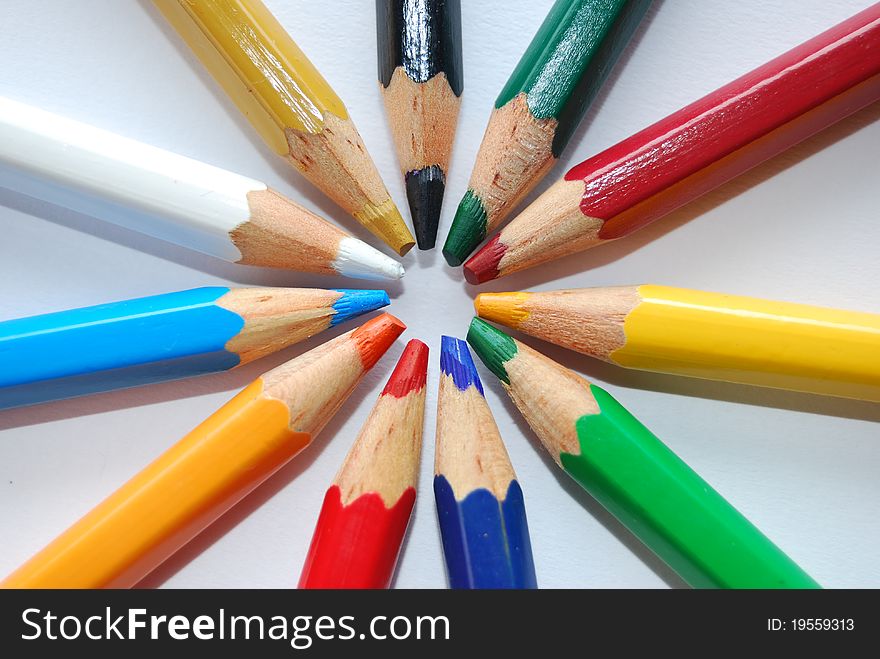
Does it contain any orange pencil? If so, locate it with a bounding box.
[1,313,405,589]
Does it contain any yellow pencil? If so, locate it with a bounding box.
[475,286,880,401]
[154,0,415,255]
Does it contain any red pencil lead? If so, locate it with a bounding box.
[382,339,429,398]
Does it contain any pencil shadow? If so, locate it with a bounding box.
[442,260,467,285]
[475,361,688,589]
[413,246,439,271]
[135,0,404,257]
[490,324,880,423]
[0,312,393,430]
[465,99,880,291]
[136,345,400,589]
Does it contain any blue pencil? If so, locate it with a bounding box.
[0,286,388,409]
[434,335,537,589]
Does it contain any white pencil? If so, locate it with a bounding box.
[0,97,404,280]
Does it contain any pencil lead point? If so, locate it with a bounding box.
[466,318,516,385]
[463,235,505,284]
[382,339,429,397]
[405,166,446,250]
[335,237,405,280]
[330,289,391,326]
[355,200,416,256]
[352,313,406,369]
[443,190,488,266]
[440,336,483,394]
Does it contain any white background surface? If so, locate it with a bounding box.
[1,0,878,589]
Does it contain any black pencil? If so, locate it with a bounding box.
[377,0,463,249]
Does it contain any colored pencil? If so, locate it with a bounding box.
[377,0,463,250]
[0,286,390,409]
[467,318,820,589]
[0,97,404,281]
[463,5,880,282]
[443,0,651,265]
[475,286,880,401]
[299,339,428,589]
[0,313,405,588]
[434,336,537,589]
[154,0,416,255]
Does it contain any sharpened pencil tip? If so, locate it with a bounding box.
[474,292,531,327]
[463,234,505,284]
[330,289,391,326]
[352,313,406,369]
[335,237,406,280]
[354,200,416,256]
[440,336,484,394]
[382,339,429,398]
[405,166,446,250]
[443,190,488,266]
[466,318,517,385]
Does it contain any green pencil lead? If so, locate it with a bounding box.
[466,317,517,384]
[443,190,488,266]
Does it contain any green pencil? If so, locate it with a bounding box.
[467,318,820,589]
[443,0,652,266]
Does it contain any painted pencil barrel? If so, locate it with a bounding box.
[0,96,256,262]
[154,0,347,150]
[580,7,880,238]
[377,0,463,97]
[565,384,820,589]
[299,485,416,589]
[434,336,536,589]
[616,286,880,400]
[0,287,389,408]
[496,0,650,154]
[434,477,535,589]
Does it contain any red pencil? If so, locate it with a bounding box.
[464,4,880,282]
[298,339,428,589]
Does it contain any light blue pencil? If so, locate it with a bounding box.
[0,286,388,408]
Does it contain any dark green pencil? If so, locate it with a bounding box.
[443,0,651,266]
